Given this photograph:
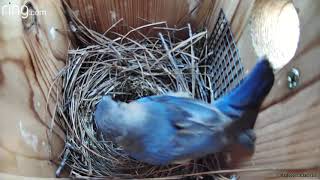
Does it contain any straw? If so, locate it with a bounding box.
[52,2,232,179]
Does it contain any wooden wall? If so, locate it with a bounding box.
[65,0,216,34]
[211,0,320,178]
[0,0,69,177]
[1,0,318,178]
[68,0,320,178]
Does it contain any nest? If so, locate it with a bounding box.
[52,5,233,179]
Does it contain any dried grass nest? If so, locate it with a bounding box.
[52,8,235,179]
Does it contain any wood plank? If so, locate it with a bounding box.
[212,0,320,177]
[45,0,320,178]
[228,81,320,178]
[230,0,255,42]
[0,172,67,180]
[0,0,70,177]
[261,0,320,109]
[222,0,320,105]
[236,168,320,179]
[205,0,241,34]
[249,81,320,166]
[66,0,209,34]
[199,1,320,179]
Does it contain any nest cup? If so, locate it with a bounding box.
[53,3,232,179]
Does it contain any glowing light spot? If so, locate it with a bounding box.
[251,1,300,69]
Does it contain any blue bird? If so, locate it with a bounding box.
[94,57,274,165]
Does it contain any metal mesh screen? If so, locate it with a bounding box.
[208,9,244,100]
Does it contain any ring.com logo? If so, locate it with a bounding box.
[1,3,47,19]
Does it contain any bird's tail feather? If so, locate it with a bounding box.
[215,57,275,134]
[214,57,275,118]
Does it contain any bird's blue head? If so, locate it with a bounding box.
[94,96,149,144]
[94,96,126,139]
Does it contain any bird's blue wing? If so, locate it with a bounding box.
[137,95,230,129]
[164,103,230,162]
[131,101,228,165]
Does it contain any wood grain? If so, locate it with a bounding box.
[64,0,320,178]
[165,0,320,179]
[211,0,320,178]
[66,0,220,34]
[0,172,67,180]
[0,0,69,177]
[0,0,315,178]
[242,81,320,167]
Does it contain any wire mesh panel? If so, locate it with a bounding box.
[207,9,244,100]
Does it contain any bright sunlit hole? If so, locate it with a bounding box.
[251,1,300,69]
